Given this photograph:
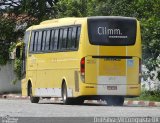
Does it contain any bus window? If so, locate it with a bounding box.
[34,32,39,52]
[53,29,59,51]
[45,30,51,51]
[66,26,78,50]
[29,32,35,52]
[58,29,64,50]
[22,31,30,77]
[50,30,55,50]
[24,31,30,51]
[42,31,47,51]
[76,26,81,48]
[49,30,53,50]
[67,28,72,50]
[61,28,68,50]
[37,31,42,51]
[71,27,77,49]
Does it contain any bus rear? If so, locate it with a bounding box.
[79,16,141,105]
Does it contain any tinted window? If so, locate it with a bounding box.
[29,32,35,52]
[72,27,77,48]
[67,28,72,49]
[76,26,81,48]
[29,25,81,52]
[24,31,30,55]
[23,31,30,72]
[58,29,64,49]
[61,28,68,49]
[45,30,51,51]
[49,30,54,50]
[34,32,39,51]
[87,17,137,46]
[42,31,47,51]
[50,30,55,50]
[66,26,80,50]
[24,31,30,46]
[53,29,59,50]
[23,31,31,76]
[37,31,42,51]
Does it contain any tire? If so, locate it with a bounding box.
[62,83,84,105]
[62,83,71,105]
[106,96,124,106]
[29,85,40,103]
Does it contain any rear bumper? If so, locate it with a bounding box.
[78,83,141,97]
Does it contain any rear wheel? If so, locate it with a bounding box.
[62,83,84,105]
[106,96,124,106]
[29,85,40,103]
[62,83,72,105]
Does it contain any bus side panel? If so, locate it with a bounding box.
[35,52,80,97]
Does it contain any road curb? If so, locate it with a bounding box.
[0,94,160,106]
[0,94,29,100]
[124,100,160,107]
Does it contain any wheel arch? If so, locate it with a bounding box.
[61,78,67,96]
[27,79,32,96]
[61,77,73,98]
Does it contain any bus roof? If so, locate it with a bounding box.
[26,17,86,31]
[26,16,137,31]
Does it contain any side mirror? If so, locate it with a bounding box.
[16,46,21,59]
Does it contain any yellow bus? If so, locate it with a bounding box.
[20,16,141,105]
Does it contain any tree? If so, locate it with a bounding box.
[0,0,160,83]
[56,0,88,17]
[0,14,16,64]
[56,0,160,83]
[0,0,60,65]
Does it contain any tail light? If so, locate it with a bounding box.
[139,59,142,84]
[80,57,85,81]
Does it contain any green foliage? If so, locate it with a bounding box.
[21,0,47,21]
[0,0,57,66]
[19,0,58,22]
[139,0,160,80]
[56,0,160,81]
[14,58,22,80]
[56,0,88,17]
[11,43,23,84]
[0,17,16,65]
[142,18,160,71]
[87,0,136,17]
[130,90,160,102]
[0,0,160,82]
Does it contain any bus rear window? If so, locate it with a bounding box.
[87,17,137,46]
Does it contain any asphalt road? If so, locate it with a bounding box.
[0,99,160,123]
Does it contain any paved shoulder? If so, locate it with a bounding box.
[0,94,160,107]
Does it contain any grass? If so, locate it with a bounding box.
[126,90,160,102]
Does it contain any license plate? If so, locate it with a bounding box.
[107,86,117,90]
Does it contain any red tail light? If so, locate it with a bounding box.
[80,57,85,76]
